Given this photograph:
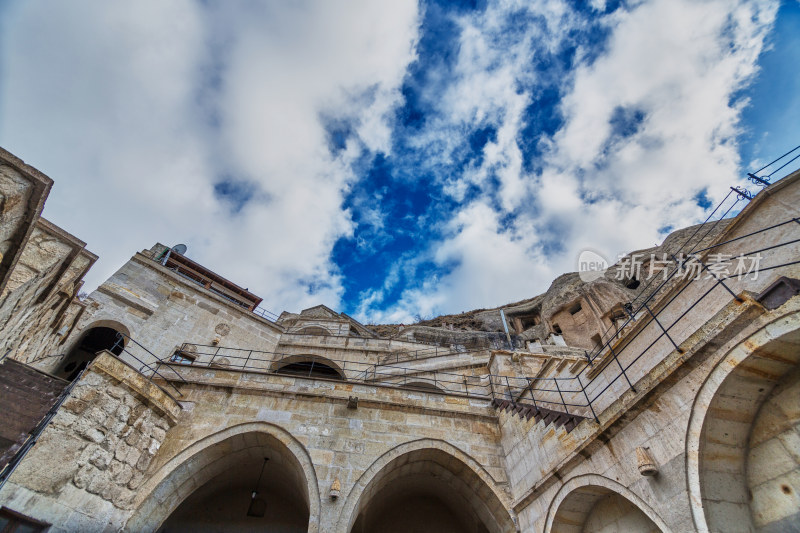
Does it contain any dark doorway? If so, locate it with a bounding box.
[55,327,125,381]
[275,361,344,380]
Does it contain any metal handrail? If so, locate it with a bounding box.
[112,332,186,398]
[156,212,799,421]
[0,368,86,491]
[25,352,66,366]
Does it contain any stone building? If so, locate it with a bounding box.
[0,145,798,533]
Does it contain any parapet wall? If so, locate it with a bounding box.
[0,352,180,532]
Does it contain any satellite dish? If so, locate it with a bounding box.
[171,244,188,255]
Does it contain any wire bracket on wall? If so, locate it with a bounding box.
[747,173,771,187]
[730,186,753,201]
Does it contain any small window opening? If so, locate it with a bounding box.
[569,303,583,315]
[170,351,196,365]
[552,324,563,335]
[625,278,640,290]
[518,313,541,331]
[591,333,603,348]
[275,361,344,380]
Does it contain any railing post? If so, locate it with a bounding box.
[643,303,683,354]
[577,374,598,423]
[504,375,512,402]
[527,378,537,409]
[680,253,744,303]
[609,344,636,393]
[210,346,220,366]
[554,378,568,415]
[243,350,252,370]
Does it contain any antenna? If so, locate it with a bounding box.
[171,244,188,255]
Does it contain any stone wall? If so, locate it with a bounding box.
[0,148,53,296]
[747,368,800,531]
[0,218,96,365]
[0,353,180,532]
[123,365,513,532]
[75,252,283,366]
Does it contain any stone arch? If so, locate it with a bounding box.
[54,319,132,380]
[686,310,800,532]
[402,381,443,393]
[271,353,346,380]
[338,438,515,533]
[296,325,332,336]
[544,474,670,533]
[126,421,321,532]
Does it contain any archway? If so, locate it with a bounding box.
[54,321,130,380]
[341,440,515,533]
[272,354,345,380]
[296,326,331,336]
[127,423,320,532]
[547,480,664,533]
[401,381,443,393]
[688,315,800,532]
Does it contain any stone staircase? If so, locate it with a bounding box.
[0,358,70,473]
[491,398,587,433]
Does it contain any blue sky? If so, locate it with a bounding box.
[1,0,798,323]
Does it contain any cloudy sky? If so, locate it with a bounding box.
[1,0,798,323]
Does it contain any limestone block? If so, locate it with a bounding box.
[88,447,113,470]
[10,432,86,494]
[85,470,111,496]
[110,462,134,485]
[73,464,94,490]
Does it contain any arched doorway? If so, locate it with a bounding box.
[343,442,515,533]
[273,355,345,380]
[549,484,662,533]
[692,321,800,532]
[127,424,319,532]
[55,322,129,380]
[296,326,331,336]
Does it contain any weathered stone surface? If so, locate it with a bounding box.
[1,153,799,533]
[13,432,83,494]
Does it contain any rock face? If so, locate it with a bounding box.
[384,219,733,354]
[0,165,34,262]
[0,149,53,297]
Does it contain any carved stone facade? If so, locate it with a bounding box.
[0,148,798,533]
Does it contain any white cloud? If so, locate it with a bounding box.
[0,0,781,325]
[0,0,420,313]
[359,0,779,323]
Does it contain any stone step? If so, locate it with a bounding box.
[491,398,586,433]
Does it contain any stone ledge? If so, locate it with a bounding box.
[95,284,156,316]
[90,352,182,425]
[510,292,779,513]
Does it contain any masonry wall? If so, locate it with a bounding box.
[0,220,95,365]
[0,354,180,532]
[73,252,283,367]
[747,368,800,531]
[131,368,510,532]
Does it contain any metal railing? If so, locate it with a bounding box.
[0,368,85,491]
[146,214,798,422]
[157,342,593,413]
[112,332,187,399]
[25,352,66,367]
[149,175,800,422]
